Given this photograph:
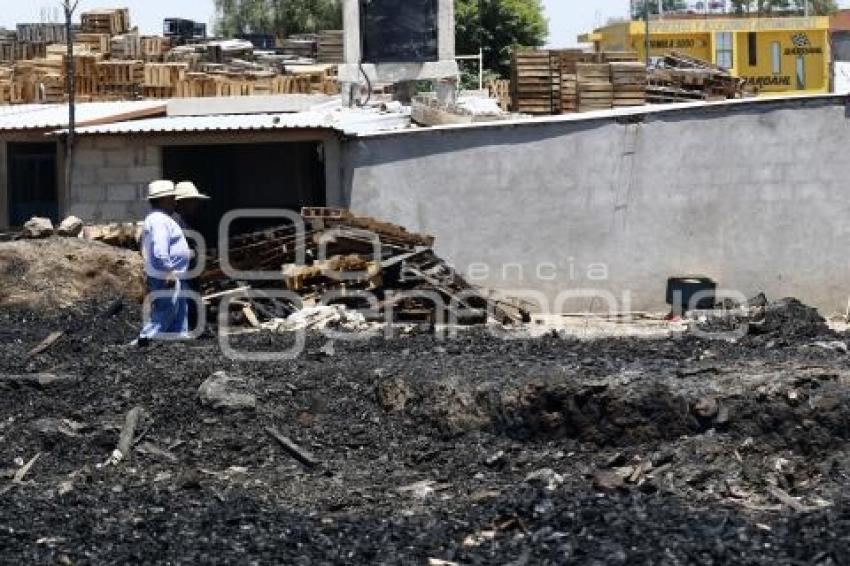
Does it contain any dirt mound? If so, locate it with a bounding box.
[693,295,831,340]
[750,297,830,338]
[0,237,145,309]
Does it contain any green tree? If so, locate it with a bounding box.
[456,0,549,77]
[730,0,837,14]
[215,0,342,38]
[632,0,687,19]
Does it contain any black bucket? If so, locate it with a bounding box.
[666,276,716,314]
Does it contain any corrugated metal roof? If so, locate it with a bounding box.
[68,108,412,136]
[72,111,334,134]
[0,100,166,132]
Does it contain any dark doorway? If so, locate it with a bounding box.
[7,142,59,227]
[162,141,326,240]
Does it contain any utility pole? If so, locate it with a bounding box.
[645,0,651,68]
[62,0,80,208]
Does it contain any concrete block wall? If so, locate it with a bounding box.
[340,96,850,314]
[67,136,161,222]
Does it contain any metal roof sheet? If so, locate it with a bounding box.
[68,108,412,136]
[0,100,166,132]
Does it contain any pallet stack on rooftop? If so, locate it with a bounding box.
[511,48,748,115]
[513,49,644,115]
[0,7,342,106]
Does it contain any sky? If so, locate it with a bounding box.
[2,1,850,47]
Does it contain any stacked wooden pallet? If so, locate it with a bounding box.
[75,33,111,56]
[511,49,559,115]
[111,32,141,60]
[81,8,131,36]
[611,62,646,107]
[602,51,639,63]
[141,62,187,98]
[0,36,14,63]
[557,50,592,113]
[280,35,317,59]
[141,36,170,62]
[317,30,344,63]
[16,24,67,44]
[96,60,143,97]
[171,72,314,99]
[576,63,613,112]
[0,67,12,103]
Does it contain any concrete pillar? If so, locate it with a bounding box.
[340,0,459,107]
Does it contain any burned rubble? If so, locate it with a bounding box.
[0,285,849,563]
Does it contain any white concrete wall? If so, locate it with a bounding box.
[68,136,160,222]
[340,96,850,314]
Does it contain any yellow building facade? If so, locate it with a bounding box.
[580,16,831,94]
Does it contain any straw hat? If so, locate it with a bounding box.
[175,181,211,201]
[147,180,176,200]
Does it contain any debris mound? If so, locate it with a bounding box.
[0,238,145,309]
[202,208,528,328]
[692,294,830,340]
[749,297,829,338]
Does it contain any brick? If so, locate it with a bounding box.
[94,137,130,150]
[66,203,99,222]
[96,167,133,184]
[124,165,162,184]
[143,146,161,165]
[72,166,98,185]
[71,184,106,203]
[107,183,139,202]
[73,149,107,169]
[99,202,136,221]
[103,148,135,167]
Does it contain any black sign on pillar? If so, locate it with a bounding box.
[360,0,439,64]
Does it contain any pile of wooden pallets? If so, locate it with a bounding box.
[647,52,746,104]
[202,208,529,329]
[511,49,560,115]
[81,8,131,36]
[611,62,647,107]
[317,30,344,63]
[514,49,644,115]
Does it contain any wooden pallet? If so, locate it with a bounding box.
[75,33,111,56]
[576,63,611,83]
[611,62,646,108]
[602,51,639,63]
[511,49,560,115]
[81,8,131,36]
[141,36,171,62]
[318,30,344,63]
[16,24,67,44]
[111,32,141,60]
[143,62,188,87]
[488,79,511,112]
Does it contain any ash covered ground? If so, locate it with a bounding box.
[1,301,850,565]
